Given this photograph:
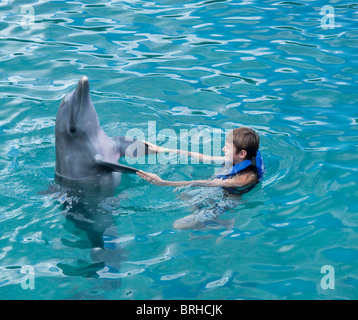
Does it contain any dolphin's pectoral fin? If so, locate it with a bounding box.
[94,155,138,174]
[112,136,149,158]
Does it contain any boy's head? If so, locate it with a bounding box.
[223,127,260,164]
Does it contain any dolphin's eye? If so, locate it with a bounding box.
[69,127,76,133]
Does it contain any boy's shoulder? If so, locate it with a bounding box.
[232,165,258,178]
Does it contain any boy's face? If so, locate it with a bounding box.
[222,139,247,164]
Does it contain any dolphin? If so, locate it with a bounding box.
[55,76,148,194]
[54,76,150,277]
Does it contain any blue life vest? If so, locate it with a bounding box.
[216,150,265,181]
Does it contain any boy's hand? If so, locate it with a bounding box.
[143,141,169,154]
[136,170,166,185]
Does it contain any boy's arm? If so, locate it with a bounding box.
[174,149,225,163]
[143,141,225,162]
[137,170,257,188]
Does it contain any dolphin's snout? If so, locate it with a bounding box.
[81,76,89,84]
[75,76,90,101]
[63,76,92,131]
[78,76,89,92]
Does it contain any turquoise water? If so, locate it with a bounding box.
[0,0,358,300]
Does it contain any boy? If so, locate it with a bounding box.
[138,127,263,190]
[138,127,264,229]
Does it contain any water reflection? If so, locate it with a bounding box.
[53,181,126,284]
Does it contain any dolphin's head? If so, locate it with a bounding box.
[56,76,99,136]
